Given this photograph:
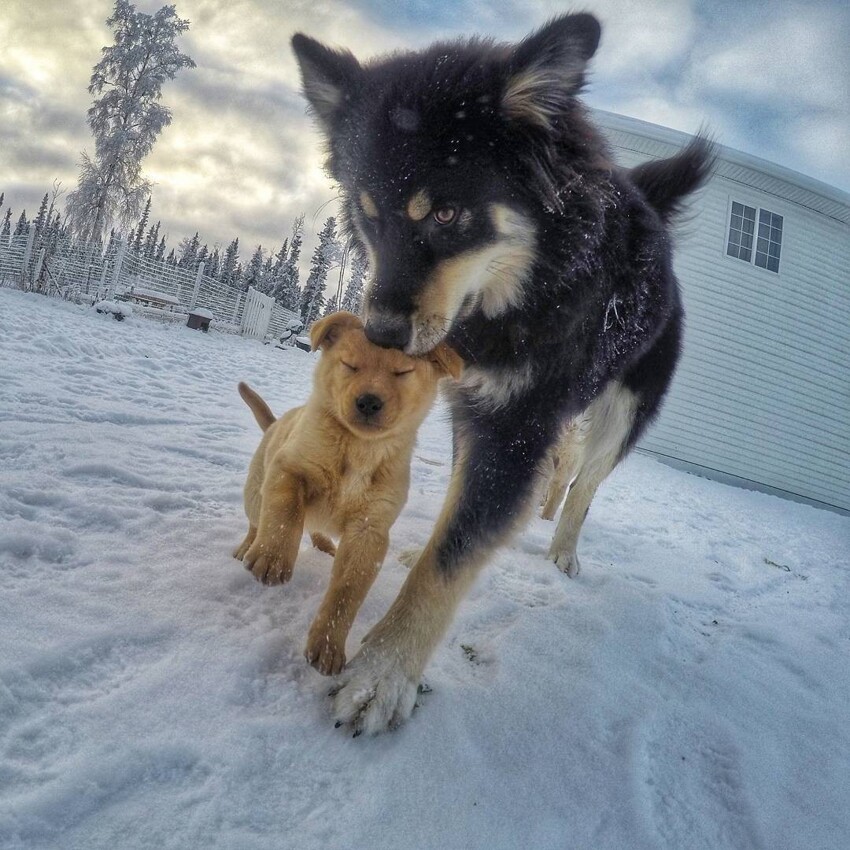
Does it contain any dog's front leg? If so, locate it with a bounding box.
[242,458,305,585]
[305,518,391,676]
[331,417,553,735]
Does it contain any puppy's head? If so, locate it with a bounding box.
[291,15,602,354]
[310,311,462,439]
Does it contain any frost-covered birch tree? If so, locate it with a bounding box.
[66,1,195,243]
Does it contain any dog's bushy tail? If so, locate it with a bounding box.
[238,382,276,432]
[630,133,716,224]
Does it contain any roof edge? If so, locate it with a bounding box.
[591,108,850,213]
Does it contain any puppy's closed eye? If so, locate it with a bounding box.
[393,369,415,377]
[341,361,358,372]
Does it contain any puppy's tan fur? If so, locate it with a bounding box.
[235,311,462,676]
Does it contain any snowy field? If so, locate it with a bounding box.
[1,286,848,850]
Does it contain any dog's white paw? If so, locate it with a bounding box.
[331,649,418,736]
[397,546,423,569]
[552,549,581,578]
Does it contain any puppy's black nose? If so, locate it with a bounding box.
[364,315,410,350]
[355,394,384,417]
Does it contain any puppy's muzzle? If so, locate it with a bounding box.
[364,312,411,351]
[355,393,384,418]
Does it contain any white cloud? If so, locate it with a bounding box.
[686,2,850,189]
[506,0,696,74]
[1,0,847,285]
[698,6,849,112]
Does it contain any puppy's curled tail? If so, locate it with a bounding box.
[238,382,276,432]
[630,133,716,224]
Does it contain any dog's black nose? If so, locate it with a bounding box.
[355,394,384,417]
[364,314,410,350]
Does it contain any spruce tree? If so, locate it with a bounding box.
[132,196,151,252]
[300,216,338,325]
[206,246,221,279]
[272,215,303,310]
[261,254,275,294]
[144,220,161,259]
[219,238,239,287]
[341,250,368,316]
[65,1,195,242]
[1,208,12,237]
[195,244,209,272]
[34,194,50,236]
[177,231,200,268]
[13,211,28,237]
[243,245,265,292]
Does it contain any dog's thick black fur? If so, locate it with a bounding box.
[292,13,714,734]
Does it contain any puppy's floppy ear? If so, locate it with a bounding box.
[502,13,601,130]
[291,33,362,130]
[310,311,363,351]
[427,342,464,380]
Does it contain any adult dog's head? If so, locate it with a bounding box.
[292,14,602,355]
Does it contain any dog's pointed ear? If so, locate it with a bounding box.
[502,13,601,130]
[310,311,363,351]
[427,342,464,380]
[291,33,362,131]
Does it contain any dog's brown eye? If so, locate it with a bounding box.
[393,369,415,377]
[341,362,358,372]
[433,207,457,225]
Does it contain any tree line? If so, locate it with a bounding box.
[2,189,367,323]
[1,1,366,323]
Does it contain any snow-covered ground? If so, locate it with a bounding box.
[1,286,848,850]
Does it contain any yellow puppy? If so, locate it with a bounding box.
[235,311,462,675]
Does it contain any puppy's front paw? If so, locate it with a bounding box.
[305,627,346,676]
[242,542,294,585]
[331,647,418,736]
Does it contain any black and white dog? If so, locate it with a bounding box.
[291,13,713,734]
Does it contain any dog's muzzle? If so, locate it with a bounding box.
[355,393,384,417]
[364,311,411,351]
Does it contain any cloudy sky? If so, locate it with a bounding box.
[1,0,848,270]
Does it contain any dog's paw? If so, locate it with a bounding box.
[551,549,581,578]
[305,629,346,676]
[331,649,418,736]
[242,543,294,585]
[397,546,423,569]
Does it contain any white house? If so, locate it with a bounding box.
[593,110,850,515]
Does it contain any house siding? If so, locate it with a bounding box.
[594,112,850,513]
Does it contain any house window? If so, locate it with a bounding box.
[727,201,783,273]
[754,208,783,273]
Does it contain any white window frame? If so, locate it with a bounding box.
[724,196,784,276]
